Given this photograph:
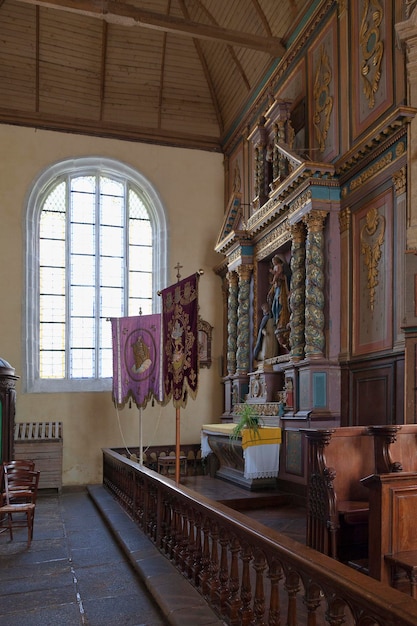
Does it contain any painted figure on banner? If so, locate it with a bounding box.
[161,273,199,408]
[132,334,152,374]
[111,314,162,410]
[267,254,291,351]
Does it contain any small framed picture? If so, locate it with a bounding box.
[198,317,213,368]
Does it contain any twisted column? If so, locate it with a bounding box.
[303,211,328,358]
[226,271,239,375]
[236,264,253,374]
[289,222,306,361]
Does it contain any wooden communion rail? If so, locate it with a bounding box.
[102,448,417,626]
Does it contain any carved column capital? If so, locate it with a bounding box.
[303,210,328,233]
[227,270,239,287]
[237,264,253,282]
[290,222,306,244]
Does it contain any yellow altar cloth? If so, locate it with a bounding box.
[201,424,281,480]
[241,427,282,450]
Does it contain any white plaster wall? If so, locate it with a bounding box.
[0,124,225,485]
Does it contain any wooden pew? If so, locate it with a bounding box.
[302,427,374,562]
[303,423,417,588]
[362,472,417,594]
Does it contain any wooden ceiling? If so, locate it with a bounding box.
[0,0,316,152]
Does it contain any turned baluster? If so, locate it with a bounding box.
[226,537,242,625]
[200,518,211,597]
[239,544,254,625]
[284,569,300,626]
[209,523,220,605]
[267,561,283,626]
[252,551,266,625]
[304,582,322,626]
[218,533,230,612]
[192,513,203,586]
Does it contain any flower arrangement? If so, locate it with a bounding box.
[230,403,263,440]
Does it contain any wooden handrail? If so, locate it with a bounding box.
[102,448,417,626]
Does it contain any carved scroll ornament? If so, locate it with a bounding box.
[360,0,384,109]
[360,206,386,312]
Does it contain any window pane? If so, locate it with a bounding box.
[71,286,95,316]
[100,225,123,256]
[128,298,152,316]
[40,210,65,239]
[100,318,112,349]
[129,189,148,219]
[71,255,95,286]
[40,239,65,267]
[40,267,65,295]
[40,350,65,378]
[129,219,152,246]
[100,257,123,287]
[129,246,152,271]
[71,318,95,348]
[40,322,65,350]
[43,181,66,213]
[100,195,124,226]
[71,176,96,194]
[71,192,95,223]
[71,223,95,255]
[100,287,123,317]
[71,348,95,378]
[101,177,123,197]
[100,348,113,378]
[129,271,152,298]
[40,295,65,322]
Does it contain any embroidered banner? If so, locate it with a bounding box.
[161,273,199,408]
[111,314,162,409]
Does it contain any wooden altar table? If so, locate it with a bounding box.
[201,423,281,490]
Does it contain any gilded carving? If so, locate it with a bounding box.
[392,167,406,196]
[350,152,392,191]
[360,207,386,312]
[339,207,351,233]
[360,0,384,109]
[313,45,333,153]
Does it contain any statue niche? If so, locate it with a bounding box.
[253,254,291,371]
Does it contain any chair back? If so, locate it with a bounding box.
[4,466,40,505]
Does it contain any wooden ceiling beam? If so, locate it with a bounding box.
[15,0,286,56]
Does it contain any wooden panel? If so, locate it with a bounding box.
[391,486,417,553]
[352,188,393,356]
[351,0,393,140]
[307,11,339,161]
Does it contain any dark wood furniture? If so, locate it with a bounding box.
[362,472,417,590]
[0,358,18,464]
[302,425,412,561]
[302,426,374,562]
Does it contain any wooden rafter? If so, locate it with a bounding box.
[15,0,286,56]
[178,0,223,134]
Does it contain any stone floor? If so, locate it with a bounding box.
[0,478,306,625]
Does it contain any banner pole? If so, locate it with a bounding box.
[175,407,181,483]
[139,407,143,466]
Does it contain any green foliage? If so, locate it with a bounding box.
[230,403,263,440]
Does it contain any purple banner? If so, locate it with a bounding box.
[161,273,199,408]
[111,314,162,409]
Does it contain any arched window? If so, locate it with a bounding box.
[25,157,167,392]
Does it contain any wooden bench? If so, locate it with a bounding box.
[302,427,374,562]
[303,424,417,577]
[362,471,417,595]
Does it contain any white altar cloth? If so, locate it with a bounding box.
[201,423,281,479]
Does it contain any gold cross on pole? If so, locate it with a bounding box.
[174,262,183,282]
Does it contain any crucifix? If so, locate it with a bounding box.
[174,261,183,282]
